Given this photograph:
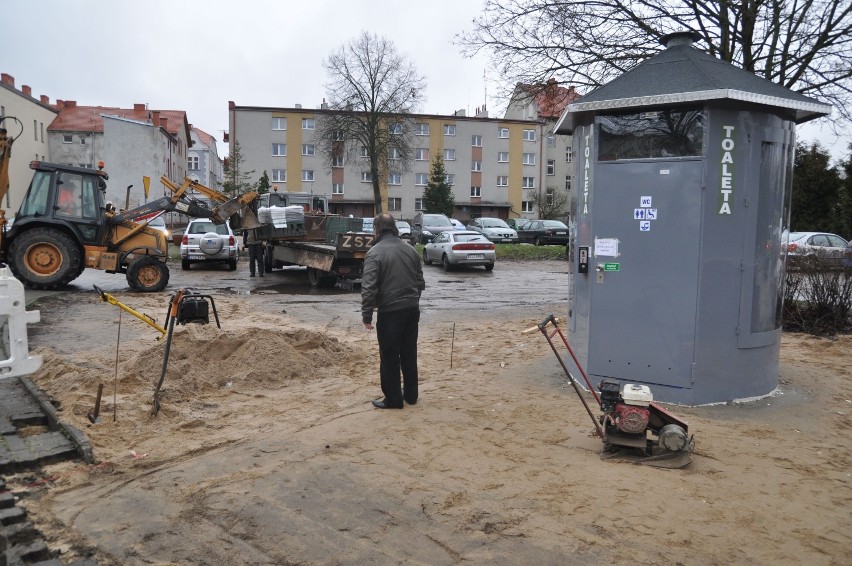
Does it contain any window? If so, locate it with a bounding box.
[332,183,344,194]
[546,188,555,205]
[272,169,287,182]
[523,153,535,165]
[389,123,402,135]
[79,136,86,146]
[360,145,369,158]
[415,173,428,185]
[547,134,555,147]
[361,171,372,183]
[415,123,429,135]
[470,186,481,197]
[63,134,73,144]
[471,135,482,147]
[497,175,508,187]
[272,117,286,130]
[415,148,429,161]
[547,160,556,175]
[566,147,573,162]
[40,123,44,143]
[471,160,482,172]
[445,174,455,185]
[302,118,315,130]
[302,144,315,156]
[522,176,535,189]
[388,147,401,160]
[523,129,536,141]
[302,170,314,182]
[388,197,401,211]
[415,198,424,211]
[522,201,534,213]
[33,120,37,140]
[444,124,456,136]
[332,129,344,141]
[598,107,705,160]
[332,155,344,167]
[188,156,199,171]
[388,173,402,185]
[272,143,286,156]
[444,148,456,161]
[565,175,572,191]
[498,151,509,162]
[498,127,509,138]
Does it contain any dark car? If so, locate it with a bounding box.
[411,212,455,244]
[517,220,570,246]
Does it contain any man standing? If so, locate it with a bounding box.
[362,213,425,409]
[243,228,264,277]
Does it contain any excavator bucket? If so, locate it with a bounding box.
[211,197,262,229]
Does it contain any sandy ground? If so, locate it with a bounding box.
[5,282,851,565]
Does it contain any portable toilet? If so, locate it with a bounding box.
[555,31,831,404]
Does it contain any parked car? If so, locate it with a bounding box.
[784,231,849,268]
[396,220,412,242]
[146,215,170,238]
[450,218,466,230]
[506,218,529,231]
[466,217,519,243]
[180,218,238,270]
[517,219,570,246]
[846,240,852,268]
[423,230,495,271]
[411,212,455,244]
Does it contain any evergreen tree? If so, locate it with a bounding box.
[839,144,852,239]
[257,170,271,195]
[423,155,454,216]
[222,141,256,196]
[791,143,843,233]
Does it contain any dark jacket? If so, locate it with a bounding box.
[361,233,425,324]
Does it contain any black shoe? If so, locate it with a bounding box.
[372,398,403,409]
[403,389,417,405]
[250,273,255,277]
[259,273,264,277]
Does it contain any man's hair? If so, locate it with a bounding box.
[373,213,399,236]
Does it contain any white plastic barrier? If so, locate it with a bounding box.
[0,266,42,379]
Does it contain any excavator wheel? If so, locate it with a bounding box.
[7,228,82,290]
[126,256,169,292]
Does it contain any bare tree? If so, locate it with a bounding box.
[317,32,427,213]
[458,1,852,123]
[530,186,569,219]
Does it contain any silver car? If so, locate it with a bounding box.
[466,217,519,243]
[423,230,496,271]
[180,218,238,270]
[785,231,849,268]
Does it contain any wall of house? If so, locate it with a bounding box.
[0,78,57,212]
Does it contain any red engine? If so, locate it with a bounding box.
[613,403,650,434]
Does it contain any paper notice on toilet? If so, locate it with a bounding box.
[594,237,619,257]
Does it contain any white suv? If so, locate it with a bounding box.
[180,219,237,270]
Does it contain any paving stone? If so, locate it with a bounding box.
[0,491,14,509]
[0,506,25,526]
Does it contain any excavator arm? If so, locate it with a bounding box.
[160,177,261,228]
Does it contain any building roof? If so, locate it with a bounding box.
[555,31,831,133]
[514,79,580,120]
[49,103,190,141]
[191,127,216,150]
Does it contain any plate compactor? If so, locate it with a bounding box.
[527,314,694,468]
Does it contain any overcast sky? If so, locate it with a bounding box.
[5,0,848,162]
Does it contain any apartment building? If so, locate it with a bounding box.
[229,101,553,224]
[189,126,223,189]
[0,73,57,211]
[48,102,191,209]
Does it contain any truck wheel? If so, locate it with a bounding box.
[127,256,169,292]
[264,247,273,272]
[307,267,337,288]
[8,228,82,290]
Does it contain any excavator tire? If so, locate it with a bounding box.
[126,256,169,292]
[7,228,82,290]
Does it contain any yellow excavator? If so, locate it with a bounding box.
[0,122,257,291]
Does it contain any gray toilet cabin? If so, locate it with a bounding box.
[555,31,831,405]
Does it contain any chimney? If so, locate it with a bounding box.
[65,100,77,108]
[661,30,701,48]
[40,95,49,104]
[159,117,168,129]
[320,98,328,110]
[454,109,466,117]
[223,132,229,142]
[56,99,65,109]
[22,85,32,97]
[295,103,302,109]
[134,103,146,112]
[152,111,160,126]
[1,74,14,87]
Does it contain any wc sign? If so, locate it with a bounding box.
[718,125,736,215]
